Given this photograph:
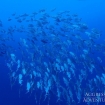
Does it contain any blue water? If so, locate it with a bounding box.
[0,0,105,105]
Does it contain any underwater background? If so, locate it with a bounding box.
[0,0,105,105]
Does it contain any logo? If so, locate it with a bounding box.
[83,92,105,103]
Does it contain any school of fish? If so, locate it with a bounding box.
[0,9,105,105]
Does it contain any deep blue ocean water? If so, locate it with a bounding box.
[0,0,105,105]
